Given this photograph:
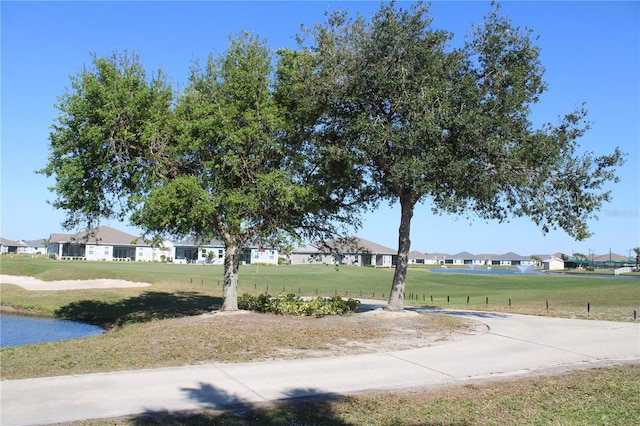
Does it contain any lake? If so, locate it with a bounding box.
[0,313,104,348]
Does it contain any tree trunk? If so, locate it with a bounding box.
[387,195,415,311]
[221,243,240,311]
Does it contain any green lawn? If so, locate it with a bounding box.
[1,255,638,321]
[2,256,639,425]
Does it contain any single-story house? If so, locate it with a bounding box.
[48,226,171,262]
[422,253,450,265]
[408,251,429,264]
[173,238,278,265]
[290,236,397,267]
[288,243,324,265]
[0,238,26,254]
[449,251,486,266]
[20,239,48,254]
[490,252,534,266]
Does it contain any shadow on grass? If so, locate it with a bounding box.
[54,291,222,329]
[130,382,351,425]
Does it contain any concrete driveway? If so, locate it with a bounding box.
[2,308,639,425]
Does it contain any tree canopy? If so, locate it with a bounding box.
[41,3,625,313]
[296,1,625,310]
[41,33,370,310]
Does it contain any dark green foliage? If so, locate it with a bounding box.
[238,293,360,317]
[40,33,369,311]
[298,1,625,310]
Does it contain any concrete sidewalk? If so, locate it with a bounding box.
[2,309,639,425]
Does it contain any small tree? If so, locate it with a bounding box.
[41,34,369,311]
[300,2,625,310]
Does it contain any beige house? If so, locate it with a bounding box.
[290,236,397,267]
[542,256,565,271]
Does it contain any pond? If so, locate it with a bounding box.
[0,313,104,348]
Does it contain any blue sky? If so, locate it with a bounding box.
[1,1,638,257]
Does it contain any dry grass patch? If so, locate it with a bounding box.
[1,310,476,380]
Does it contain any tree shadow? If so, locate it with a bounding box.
[130,382,352,425]
[54,291,222,329]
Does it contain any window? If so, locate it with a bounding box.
[218,249,223,259]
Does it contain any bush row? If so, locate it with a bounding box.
[238,293,360,317]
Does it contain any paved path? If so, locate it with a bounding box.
[2,308,639,425]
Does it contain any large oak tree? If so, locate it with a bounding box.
[41,33,369,310]
[298,2,625,310]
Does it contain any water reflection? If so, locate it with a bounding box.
[0,313,104,348]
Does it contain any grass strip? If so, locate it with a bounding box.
[60,364,640,425]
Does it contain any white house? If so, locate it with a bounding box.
[173,239,278,265]
[408,251,428,265]
[48,226,170,261]
[491,252,534,266]
[0,238,25,254]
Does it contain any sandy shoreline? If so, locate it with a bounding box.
[0,275,151,291]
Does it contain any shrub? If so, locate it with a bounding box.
[238,293,360,317]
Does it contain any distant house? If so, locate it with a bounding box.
[491,252,534,266]
[449,251,484,266]
[20,239,48,254]
[48,226,170,261]
[288,243,324,265]
[290,236,397,267]
[542,256,564,271]
[423,253,449,265]
[0,238,25,254]
[408,251,428,265]
[174,238,278,265]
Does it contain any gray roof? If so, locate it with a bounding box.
[0,237,26,247]
[450,251,478,260]
[492,252,531,261]
[49,226,143,246]
[22,239,48,247]
[322,236,396,255]
[408,250,427,259]
[292,243,323,254]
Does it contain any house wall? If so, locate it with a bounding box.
[290,253,323,264]
[375,254,393,267]
[200,247,225,264]
[248,248,278,265]
[86,244,113,261]
[543,259,564,270]
[136,246,172,262]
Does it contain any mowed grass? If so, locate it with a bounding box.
[1,255,639,321]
